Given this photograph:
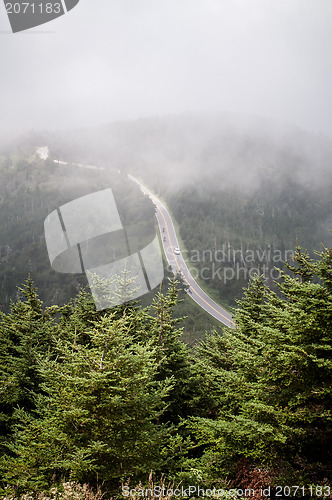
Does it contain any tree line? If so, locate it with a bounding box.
[0,242,331,497]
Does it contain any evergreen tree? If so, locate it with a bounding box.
[189,245,332,485]
[0,279,197,495]
[0,278,58,452]
[150,279,206,424]
[0,311,174,492]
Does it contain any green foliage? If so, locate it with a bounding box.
[0,148,156,316]
[0,278,58,449]
[1,241,332,495]
[0,279,199,495]
[188,245,332,484]
[1,316,173,490]
[168,182,332,309]
[149,280,204,423]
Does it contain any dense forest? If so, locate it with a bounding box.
[46,112,332,308]
[0,244,331,497]
[0,114,331,497]
[168,174,332,308]
[2,113,332,315]
[0,142,219,342]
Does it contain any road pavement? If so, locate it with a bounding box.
[129,175,235,328]
[37,146,235,328]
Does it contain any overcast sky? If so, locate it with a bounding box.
[1,0,332,137]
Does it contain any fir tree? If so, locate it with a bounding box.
[0,278,57,451]
[189,245,332,484]
[0,279,196,494]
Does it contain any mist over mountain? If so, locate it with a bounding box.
[45,112,332,306]
[46,111,332,247]
[48,112,332,190]
[1,113,332,491]
[2,112,332,315]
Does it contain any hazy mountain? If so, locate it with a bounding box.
[45,113,332,305]
[2,112,332,318]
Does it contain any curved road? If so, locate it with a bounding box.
[129,176,235,328]
[38,147,234,328]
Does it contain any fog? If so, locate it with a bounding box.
[0,0,332,138]
[47,111,332,196]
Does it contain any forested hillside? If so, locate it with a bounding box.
[2,113,332,324]
[168,173,332,307]
[45,113,332,307]
[0,141,168,309]
[0,245,331,497]
[0,143,219,342]
[0,148,88,308]
[0,115,331,496]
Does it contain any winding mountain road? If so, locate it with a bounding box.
[129,176,235,328]
[38,147,234,328]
